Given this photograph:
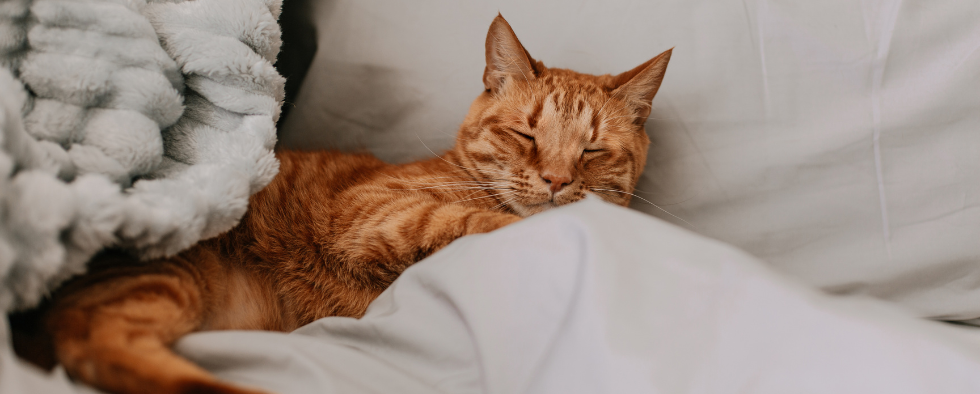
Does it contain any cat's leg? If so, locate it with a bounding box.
[47,250,270,394]
[332,188,522,266]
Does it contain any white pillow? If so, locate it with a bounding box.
[279,0,980,320]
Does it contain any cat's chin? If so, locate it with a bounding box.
[511,198,585,217]
[508,201,556,217]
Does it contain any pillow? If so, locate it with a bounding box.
[278,0,980,320]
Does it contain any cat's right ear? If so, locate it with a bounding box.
[483,14,536,92]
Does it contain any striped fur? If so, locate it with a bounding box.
[41,15,671,394]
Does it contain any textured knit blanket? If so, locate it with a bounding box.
[0,0,284,314]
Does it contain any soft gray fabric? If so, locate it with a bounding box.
[8,198,980,393]
[0,0,283,314]
[279,0,980,320]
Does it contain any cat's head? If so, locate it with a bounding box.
[452,15,671,217]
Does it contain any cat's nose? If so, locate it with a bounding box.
[541,172,572,194]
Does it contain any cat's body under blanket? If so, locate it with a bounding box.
[42,15,672,394]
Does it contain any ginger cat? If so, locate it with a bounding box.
[42,15,671,394]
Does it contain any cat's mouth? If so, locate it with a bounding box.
[510,194,585,217]
[514,201,556,217]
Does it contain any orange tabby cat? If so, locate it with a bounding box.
[43,15,671,394]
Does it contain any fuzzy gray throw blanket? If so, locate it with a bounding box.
[0,0,284,314]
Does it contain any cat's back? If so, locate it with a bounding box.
[221,150,389,261]
[274,150,388,193]
[250,149,387,212]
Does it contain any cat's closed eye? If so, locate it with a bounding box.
[581,148,603,160]
[511,128,534,141]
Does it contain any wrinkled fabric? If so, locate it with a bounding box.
[9,198,980,393]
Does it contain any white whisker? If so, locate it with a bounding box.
[392,179,511,189]
[396,179,512,188]
[590,187,695,228]
[380,173,510,188]
[394,186,514,192]
[490,195,520,211]
[412,133,511,178]
[456,190,520,205]
[391,179,506,186]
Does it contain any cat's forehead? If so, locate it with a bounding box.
[492,68,632,136]
[525,72,618,128]
[501,71,608,119]
[533,70,609,100]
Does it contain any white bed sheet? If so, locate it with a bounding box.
[278,0,980,320]
[7,198,980,393]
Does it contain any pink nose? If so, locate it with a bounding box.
[541,172,572,194]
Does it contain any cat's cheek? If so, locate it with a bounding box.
[586,190,622,206]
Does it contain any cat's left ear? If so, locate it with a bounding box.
[483,14,537,92]
[611,48,672,123]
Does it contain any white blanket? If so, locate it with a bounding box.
[6,198,980,393]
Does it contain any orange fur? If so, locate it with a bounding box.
[43,15,671,394]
